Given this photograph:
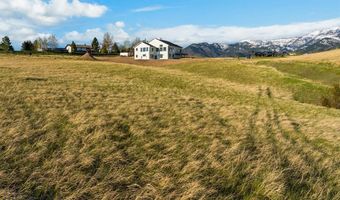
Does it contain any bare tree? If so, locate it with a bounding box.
[131,37,141,47]
[130,38,141,55]
[101,32,113,53]
[32,37,48,51]
[47,34,58,50]
[121,40,131,52]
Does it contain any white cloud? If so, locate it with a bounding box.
[115,21,125,28]
[0,0,107,47]
[107,23,130,42]
[132,5,165,13]
[0,18,45,42]
[62,21,130,44]
[0,0,107,26]
[137,18,340,46]
[62,28,103,44]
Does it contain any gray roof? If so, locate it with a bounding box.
[134,41,158,49]
[158,39,182,48]
[65,44,92,48]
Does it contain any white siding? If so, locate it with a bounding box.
[134,39,182,60]
[149,39,169,60]
[134,43,151,60]
[134,42,160,60]
[66,45,72,53]
[149,39,182,59]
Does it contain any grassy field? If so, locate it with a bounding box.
[0,53,339,199]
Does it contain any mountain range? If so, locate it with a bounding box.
[183,27,340,57]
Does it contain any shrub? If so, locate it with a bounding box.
[321,84,340,109]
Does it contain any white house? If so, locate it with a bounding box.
[65,44,92,53]
[134,39,182,60]
[134,42,160,60]
[149,39,183,59]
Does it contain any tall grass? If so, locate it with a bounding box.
[0,55,339,199]
[322,84,340,109]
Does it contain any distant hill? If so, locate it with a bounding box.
[183,27,340,57]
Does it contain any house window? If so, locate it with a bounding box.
[146,47,149,51]
[143,54,146,57]
[160,45,163,51]
[163,47,166,51]
[151,48,154,51]
[136,55,138,58]
[136,48,138,51]
[160,54,163,58]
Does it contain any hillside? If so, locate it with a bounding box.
[184,27,340,57]
[284,49,340,64]
[0,54,339,199]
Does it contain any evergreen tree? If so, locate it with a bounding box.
[91,37,100,53]
[111,42,120,54]
[71,41,77,53]
[0,36,14,52]
[21,41,34,51]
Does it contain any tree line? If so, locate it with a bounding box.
[81,32,142,55]
[0,33,142,54]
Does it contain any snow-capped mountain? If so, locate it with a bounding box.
[183,27,340,57]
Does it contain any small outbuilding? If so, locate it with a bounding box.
[120,52,129,57]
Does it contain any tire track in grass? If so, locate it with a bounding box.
[265,87,339,199]
[224,87,279,199]
[263,107,312,198]
[243,87,263,153]
[244,87,310,199]
[200,88,265,199]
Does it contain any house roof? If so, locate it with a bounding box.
[65,44,92,48]
[77,45,92,48]
[155,39,182,48]
[134,41,158,49]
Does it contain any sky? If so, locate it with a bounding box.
[1,0,340,49]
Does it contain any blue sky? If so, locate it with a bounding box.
[1,0,340,48]
[79,0,340,27]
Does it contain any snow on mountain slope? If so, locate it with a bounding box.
[183,27,340,57]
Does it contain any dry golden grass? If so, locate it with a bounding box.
[96,56,208,67]
[0,54,339,199]
[282,49,340,64]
